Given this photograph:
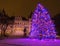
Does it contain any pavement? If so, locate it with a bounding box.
[0,38,60,46]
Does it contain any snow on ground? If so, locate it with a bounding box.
[0,38,60,46]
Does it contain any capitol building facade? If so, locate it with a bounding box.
[5,16,31,37]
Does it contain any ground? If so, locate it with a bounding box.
[0,38,60,46]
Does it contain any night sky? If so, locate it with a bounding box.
[0,0,60,18]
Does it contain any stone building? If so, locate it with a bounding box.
[5,16,32,37]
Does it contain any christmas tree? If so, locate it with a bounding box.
[29,3,56,39]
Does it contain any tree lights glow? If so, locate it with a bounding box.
[29,3,56,39]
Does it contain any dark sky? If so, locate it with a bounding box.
[0,0,60,18]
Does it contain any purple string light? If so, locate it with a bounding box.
[29,3,56,39]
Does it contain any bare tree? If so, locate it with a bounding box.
[0,9,9,37]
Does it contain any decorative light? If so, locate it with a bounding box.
[29,3,56,40]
